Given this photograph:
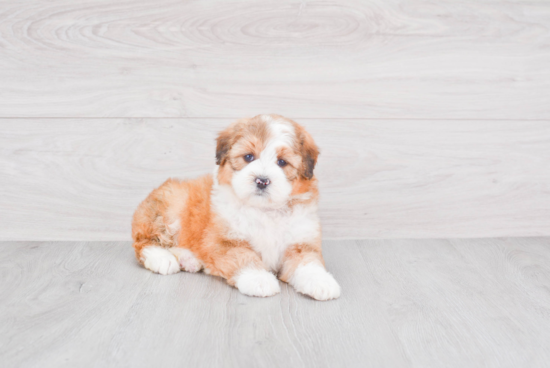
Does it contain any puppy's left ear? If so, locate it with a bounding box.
[298,127,319,180]
[216,127,233,165]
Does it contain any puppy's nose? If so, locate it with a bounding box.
[255,177,270,189]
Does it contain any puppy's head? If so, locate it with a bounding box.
[215,114,319,208]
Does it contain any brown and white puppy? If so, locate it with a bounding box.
[131,114,340,300]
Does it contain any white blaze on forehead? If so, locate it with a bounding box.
[254,122,294,167]
[257,120,295,161]
[268,120,295,145]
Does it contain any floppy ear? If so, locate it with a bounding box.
[216,128,233,165]
[298,128,319,180]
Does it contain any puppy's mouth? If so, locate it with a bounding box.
[254,189,269,197]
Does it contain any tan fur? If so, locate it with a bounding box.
[278,241,324,283]
[132,174,264,284]
[132,114,327,290]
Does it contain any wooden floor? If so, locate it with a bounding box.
[2,238,550,368]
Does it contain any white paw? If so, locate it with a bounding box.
[290,262,341,301]
[141,246,180,275]
[170,247,203,273]
[234,269,281,297]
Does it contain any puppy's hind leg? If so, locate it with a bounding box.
[131,179,184,276]
[132,216,180,275]
[170,247,203,273]
[140,245,180,275]
[133,232,180,275]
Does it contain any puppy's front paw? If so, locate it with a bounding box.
[290,262,341,301]
[141,246,180,275]
[234,269,281,297]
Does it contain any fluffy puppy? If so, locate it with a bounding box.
[131,114,340,300]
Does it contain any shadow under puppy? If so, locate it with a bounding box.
[132,114,340,300]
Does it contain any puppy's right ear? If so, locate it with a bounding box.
[216,128,232,165]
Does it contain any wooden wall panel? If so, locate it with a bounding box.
[1,0,549,239]
[1,119,548,240]
[0,0,549,118]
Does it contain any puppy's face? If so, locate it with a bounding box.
[216,115,319,208]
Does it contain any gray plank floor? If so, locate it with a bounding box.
[2,238,550,368]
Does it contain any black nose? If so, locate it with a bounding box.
[255,177,270,189]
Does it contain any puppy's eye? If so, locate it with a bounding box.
[244,154,255,162]
[277,159,287,167]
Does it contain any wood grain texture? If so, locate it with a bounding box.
[1,238,550,368]
[1,118,549,240]
[0,0,549,118]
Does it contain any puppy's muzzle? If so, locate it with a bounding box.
[255,177,270,190]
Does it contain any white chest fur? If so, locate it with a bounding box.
[211,184,320,272]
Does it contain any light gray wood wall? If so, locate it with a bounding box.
[1,119,549,240]
[1,0,549,240]
[1,0,550,119]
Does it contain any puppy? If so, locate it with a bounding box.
[131,114,340,300]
